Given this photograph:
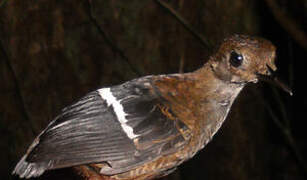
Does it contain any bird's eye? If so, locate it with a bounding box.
[229,51,243,67]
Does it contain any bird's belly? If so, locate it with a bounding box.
[109,151,185,180]
[110,134,213,180]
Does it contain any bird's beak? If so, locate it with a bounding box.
[256,65,293,96]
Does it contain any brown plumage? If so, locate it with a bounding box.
[13,35,291,180]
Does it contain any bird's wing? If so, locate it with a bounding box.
[13,76,191,178]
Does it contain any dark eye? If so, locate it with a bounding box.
[230,51,243,67]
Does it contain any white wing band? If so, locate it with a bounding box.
[98,88,139,139]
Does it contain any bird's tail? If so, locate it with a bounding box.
[12,155,50,179]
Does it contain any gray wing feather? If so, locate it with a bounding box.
[13,76,191,178]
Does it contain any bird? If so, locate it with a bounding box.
[12,34,292,180]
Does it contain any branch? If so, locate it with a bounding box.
[264,100,307,177]
[0,41,36,135]
[154,0,213,51]
[74,165,108,180]
[259,85,307,177]
[264,0,307,51]
[271,87,290,127]
[179,54,185,73]
[85,0,142,76]
[253,77,305,177]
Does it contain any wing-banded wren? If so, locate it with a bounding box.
[13,34,292,180]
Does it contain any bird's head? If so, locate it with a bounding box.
[209,34,292,95]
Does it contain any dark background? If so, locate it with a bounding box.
[0,0,305,180]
